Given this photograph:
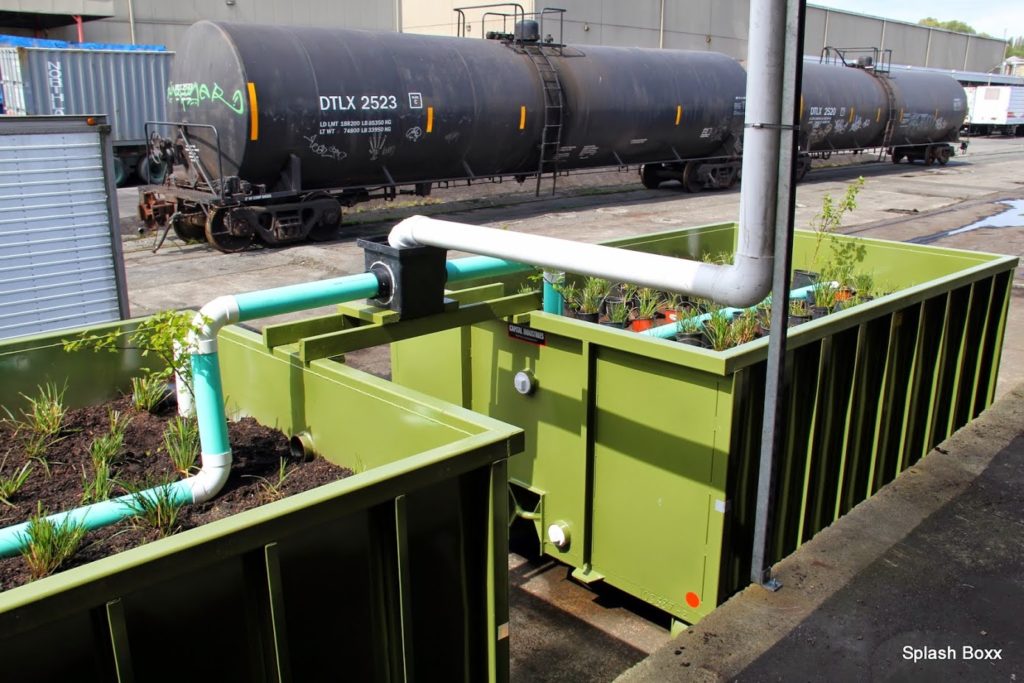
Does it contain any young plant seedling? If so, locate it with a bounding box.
[0,459,32,507]
[88,408,132,469]
[19,503,88,579]
[702,310,733,351]
[122,479,182,538]
[809,176,865,266]
[131,375,167,413]
[578,277,611,316]
[163,416,199,476]
[81,460,113,505]
[634,287,662,320]
[607,300,631,326]
[3,382,68,476]
[244,458,293,504]
[729,310,759,346]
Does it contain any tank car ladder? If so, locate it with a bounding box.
[522,45,564,195]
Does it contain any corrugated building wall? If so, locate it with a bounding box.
[402,0,1006,73]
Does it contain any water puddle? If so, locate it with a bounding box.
[908,200,1024,245]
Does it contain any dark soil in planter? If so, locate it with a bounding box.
[0,396,351,591]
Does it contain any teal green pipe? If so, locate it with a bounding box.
[446,255,526,282]
[0,484,191,559]
[543,277,563,314]
[193,352,230,456]
[641,285,815,340]
[234,272,381,320]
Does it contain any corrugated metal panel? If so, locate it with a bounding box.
[0,127,122,339]
[0,47,170,145]
[0,48,27,115]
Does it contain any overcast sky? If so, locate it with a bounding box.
[809,0,1020,40]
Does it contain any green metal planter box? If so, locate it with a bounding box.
[0,322,523,682]
[389,223,1017,626]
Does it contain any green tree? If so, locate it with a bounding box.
[918,17,978,34]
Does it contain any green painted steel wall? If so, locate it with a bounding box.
[0,318,161,414]
[392,223,1017,624]
[0,323,522,682]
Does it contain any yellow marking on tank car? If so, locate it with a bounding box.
[800,96,805,119]
[675,105,683,126]
[848,107,855,123]
[427,106,434,133]
[520,105,527,130]
[247,82,259,141]
[876,107,881,122]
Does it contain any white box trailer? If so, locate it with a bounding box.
[963,85,1024,135]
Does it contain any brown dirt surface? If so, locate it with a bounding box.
[0,396,351,591]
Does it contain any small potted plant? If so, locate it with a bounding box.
[809,278,837,318]
[675,314,706,347]
[755,300,772,337]
[658,293,686,322]
[630,287,662,332]
[788,298,811,327]
[702,309,733,351]
[576,277,610,323]
[602,300,631,328]
[850,271,875,305]
[729,310,759,347]
[555,280,580,318]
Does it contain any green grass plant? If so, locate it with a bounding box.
[19,503,88,579]
[163,416,199,476]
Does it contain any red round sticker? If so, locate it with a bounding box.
[685,592,701,608]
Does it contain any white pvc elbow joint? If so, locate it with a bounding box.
[191,295,240,355]
[712,254,775,309]
[184,450,232,503]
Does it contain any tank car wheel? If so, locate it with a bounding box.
[303,192,344,243]
[205,208,254,253]
[640,165,662,190]
[172,213,206,243]
[891,151,903,164]
[937,147,951,165]
[112,157,128,187]
[138,157,168,185]
[682,162,703,193]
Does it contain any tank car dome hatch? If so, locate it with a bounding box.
[515,20,540,42]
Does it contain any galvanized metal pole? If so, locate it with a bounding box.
[127,0,137,44]
[750,0,806,590]
[659,0,666,49]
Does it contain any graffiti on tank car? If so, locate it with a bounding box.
[369,131,387,160]
[167,82,245,115]
[304,134,347,162]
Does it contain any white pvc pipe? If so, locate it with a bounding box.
[390,0,786,309]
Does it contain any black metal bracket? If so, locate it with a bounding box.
[358,237,448,320]
[747,123,801,131]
